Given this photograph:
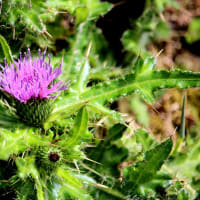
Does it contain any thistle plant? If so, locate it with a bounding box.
[1,39,200,199]
[0,49,67,127]
[1,1,200,200]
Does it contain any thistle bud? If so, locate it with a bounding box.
[36,146,64,172]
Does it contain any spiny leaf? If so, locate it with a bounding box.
[105,124,127,144]
[74,174,127,199]
[51,0,112,19]
[16,157,45,200]
[0,35,13,65]
[49,94,85,122]
[76,58,90,94]
[67,107,90,147]
[134,56,156,76]
[46,0,76,13]
[60,22,90,82]
[123,138,173,188]
[0,100,23,128]
[75,7,89,24]
[19,10,44,32]
[14,178,37,200]
[88,102,125,123]
[81,69,200,104]
[135,129,157,152]
[95,184,127,200]
[57,168,92,200]
[16,157,38,179]
[83,0,112,18]
[0,128,49,160]
[52,68,200,118]
[90,123,127,162]
[89,124,128,178]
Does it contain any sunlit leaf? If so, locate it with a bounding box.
[0,128,49,160]
[0,35,13,65]
[123,138,173,188]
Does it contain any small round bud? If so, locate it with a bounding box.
[36,146,64,172]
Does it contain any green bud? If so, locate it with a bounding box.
[36,146,64,172]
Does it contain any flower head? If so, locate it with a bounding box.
[36,146,64,171]
[0,49,68,103]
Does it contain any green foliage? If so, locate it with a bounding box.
[122,1,176,61]
[67,107,91,147]
[123,138,173,189]
[17,158,45,200]
[52,57,200,123]
[135,129,157,152]
[130,95,149,127]
[1,34,200,198]
[56,168,93,200]
[0,128,49,160]
[0,0,200,200]
[0,0,112,58]
[185,17,200,43]
[89,124,128,177]
[165,133,200,199]
[146,0,179,12]
[0,35,13,64]
[0,98,22,128]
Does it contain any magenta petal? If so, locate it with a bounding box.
[0,49,68,103]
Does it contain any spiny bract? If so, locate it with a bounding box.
[36,146,64,172]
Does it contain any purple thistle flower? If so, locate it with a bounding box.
[0,49,68,103]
